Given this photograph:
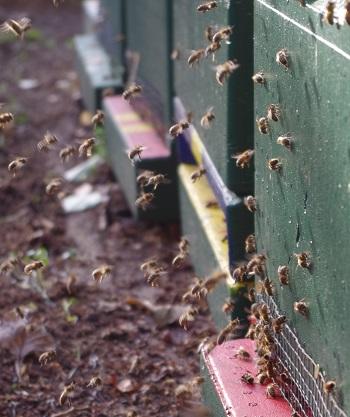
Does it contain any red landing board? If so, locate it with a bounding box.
[203,339,292,417]
[103,96,170,159]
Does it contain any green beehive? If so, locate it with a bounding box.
[254,1,350,415]
[173,0,254,195]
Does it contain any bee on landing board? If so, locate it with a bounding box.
[190,166,206,183]
[276,49,289,70]
[244,195,257,212]
[277,134,293,150]
[252,71,266,85]
[256,117,269,134]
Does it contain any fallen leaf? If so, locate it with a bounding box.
[117,378,138,393]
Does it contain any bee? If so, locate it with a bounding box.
[256,117,269,134]
[8,157,28,177]
[190,167,206,183]
[294,252,311,269]
[179,237,190,254]
[277,265,289,285]
[323,380,336,395]
[294,299,309,316]
[259,303,270,322]
[205,41,221,57]
[0,112,14,128]
[248,288,255,303]
[46,178,63,196]
[203,271,227,292]
[169,113,192,137]
[256,372,270,385]
[171,48,180,60]
[234,346,251,361]
[188,49,205,67]
[58,146,75,162]
[245,234,256,254]
[276,48,289,70]
[216,60,240,86]
[140,258,161,273]
[179,307,199,330]
[268,158,282,171]
[232,265,248,282]
[87,376,102,388]
[263,277,273,296]
[246,324,256,340]
[323,1,336,25]
[136,170,155,188]
[216,318,240,345]
[204,26,214,42]
[252,71,265,85]
[272,315,287,333]
[135,192,154,210]
[146,268,167,287]
[59,381,76,406]
[266,383,281,398]
[128,145,147,163]
[0,257,18,276]
[232,149,254,169]
[79,138,96,158]
[0,18,32,39]
[92,265,112,283]
[145,174,171,190]
[91,110,104,127]
[37,131,59,152]
[122,84,142,101]
[212,26,234,43]
[267,104,280,122]
[205,199,218,208]
[247,254,266,277]
[244,195,257,212]
[197,1,218,12]
[277,134,293,150]
[38,350,56,366]
[172,252,187,268]
[24,260,44,275]
[345,1,350,25]
[241,372,254,385]
[222,299,235,314]
[200,107,215,129]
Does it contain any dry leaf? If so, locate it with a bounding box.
[117,378,138,393]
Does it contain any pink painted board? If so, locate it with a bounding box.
[204,339,292,417]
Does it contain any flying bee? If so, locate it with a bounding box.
[241,372,254,385]
[216,59,240,86]
[203,271,227,292]
[179,307,199,331]
[294,252,311,269]
[0,257,18,276]
[172,252,187,268]
[205,199,218,208]
[256,117,269,134]
[135,192,154,210]
[146,268,167,287]
[140,258,160,273]
[277,134,293,150]
[37,131,59,152]
[244,195,257,212]
[278,265,289,285]
[87,376,102,388]
[272,315,287,333]
[234,346,251,361]
[248,288,255,303]
[345,1,350,25]
[266,383,281,398]
[8,157,28,177]
[252,71,266,85]
[0,18,32,39]
[145,173,171,190]
[91,110,104,127]
[267,104,281,122]
[136,170,154,188]
[59,145,76,162]
[268,158,282,171]
[170,48,180,60]
[122,84,142,101]
[24,260,44,275]
[92,265,112,283]
[179,237,190,254]
[188,49,205,67]
[294,299,309,316]
[245,234,256,254]
[199,107,215,129]
[0,112,14,128]
[204,26,214,42]
[232,149,254,169]
[59,381,76,406]
[46,178,63,196]
[216,318,240,345]
[324,380,336,395]
[212,26,234,43]
[169,113,192,137]
[276,48,289,70]
[79,138,96,158]
[205,41,221,57]
[197,1,218,12]
[323,1,336,25]
[222,299,235,314]
[128,145,147,163]
[190,167,207,183]
[39,350,56,366]
[262,277,273,296]
[232,265,248,282]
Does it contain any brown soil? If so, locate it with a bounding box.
[0,2,215,416]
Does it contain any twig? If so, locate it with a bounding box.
[50,405,90,417]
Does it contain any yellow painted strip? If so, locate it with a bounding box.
[114,112,140,122]
[122,124,154,134]
[189,128,203,165]
[179,164,228,275]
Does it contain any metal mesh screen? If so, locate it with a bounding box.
[256,293,347,417]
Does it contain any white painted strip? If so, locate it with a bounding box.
[257,0,350,61]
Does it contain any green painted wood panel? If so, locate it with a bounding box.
[173,0,254,195]
[124,0,173,133]
[255,0,350,413]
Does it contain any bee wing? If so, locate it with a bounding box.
[19,18,31,30]
[0,21,16,35]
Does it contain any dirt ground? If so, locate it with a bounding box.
[0,1,215,416]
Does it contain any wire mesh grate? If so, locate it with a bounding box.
[256,293,347,417]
